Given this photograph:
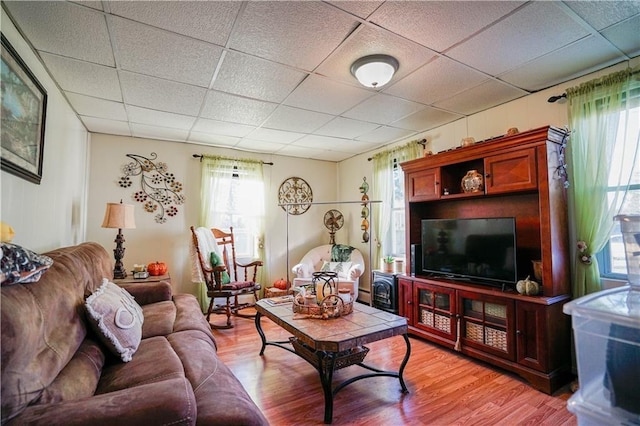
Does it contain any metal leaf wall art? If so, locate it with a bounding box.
[118,153,185,223]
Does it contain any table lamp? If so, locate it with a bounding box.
[102,201,136,279]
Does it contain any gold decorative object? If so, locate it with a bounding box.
[278,177,313,215]
[360,177,370,242]
[461,169,484,193]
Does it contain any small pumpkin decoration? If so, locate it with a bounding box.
[516,275,539,296]
[147,261,168,276]
[273,278,288,290]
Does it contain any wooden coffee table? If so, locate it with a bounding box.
[254,298,411,424]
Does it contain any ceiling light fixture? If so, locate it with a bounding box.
[350,54,399,88]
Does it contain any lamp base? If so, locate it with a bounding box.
[112,228,128,280]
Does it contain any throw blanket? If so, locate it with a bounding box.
[190,227,222,283]
[331,244,354,262]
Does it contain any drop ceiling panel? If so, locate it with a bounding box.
[188,132,240,147]
[391,107,463,132]
[385,56,487,105]
[316,24,438,86]
[369,1,526,52]
[119,72,207,116]
[356,126,415,143]
[313,117,379,139]
[602,16,640,57]
[327,1,384,19]
[109,16,221,87]
[565,1,640,30]
[294,134,352,150]
[235,139,288,153]
[434,80,525,116]
[108,1,241,45]
[72,2,103,11]
[200,92,278,126]
[284,75,374,115]
[262,106,334,133]
[80,116,131,136]
[192,118,255,138]
[245,128,305,144]
[343,93,425,125]
[40,53,122,101]
[500,36,625,91]
[127,106,196,130]
[130,123,189,141]
[229,1,358,71]
[213,51,307,103]
[447,2,591,76]
[66,93,127,121]
[4,1,114,65]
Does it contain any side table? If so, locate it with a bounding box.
[113,273,171,285]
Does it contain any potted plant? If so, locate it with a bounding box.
[382,255,395,273]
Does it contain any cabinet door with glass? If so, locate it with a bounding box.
[458,290,515,361]
[413,281,456,342]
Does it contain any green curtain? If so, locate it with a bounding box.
[566,65,640,297]
[196,155,266,311]
[372,140,423,268]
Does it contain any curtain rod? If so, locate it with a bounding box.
[367,139,427,161]
[192,154,274,165]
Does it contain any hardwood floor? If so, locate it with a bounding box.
[212,311,577,426]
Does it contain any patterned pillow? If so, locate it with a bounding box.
[0,243,53,286]
[85,279,144,362]
[320,261,353,277]
[210,252,231,284]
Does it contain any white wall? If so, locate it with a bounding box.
[0,10,89,252]
[87,134,338,295]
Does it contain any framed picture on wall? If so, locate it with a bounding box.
[1,33,47,184]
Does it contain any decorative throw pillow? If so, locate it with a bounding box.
[0,243,53,286]
[85,279,144,362]
[210,252,231,284]
[320,261,353,277]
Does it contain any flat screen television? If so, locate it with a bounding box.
[421,217,517,288]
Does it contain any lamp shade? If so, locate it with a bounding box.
[102,203,136,229]
[350,54,399,88]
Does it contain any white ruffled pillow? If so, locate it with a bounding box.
[85,279,144,362]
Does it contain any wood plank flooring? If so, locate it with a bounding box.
[212,311,577,426]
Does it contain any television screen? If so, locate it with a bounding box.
[421,217,517,287]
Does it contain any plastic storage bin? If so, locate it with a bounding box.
[563,286,640,425]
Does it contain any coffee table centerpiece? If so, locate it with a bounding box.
[292,271,353,319]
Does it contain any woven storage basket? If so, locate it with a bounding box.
[292,293,353,319]
[485,302,506,319]
[289,337,369,370]
[421,309,434,327]
[485,327,508,351]
[466,322,484,342]
[434,313,450,332]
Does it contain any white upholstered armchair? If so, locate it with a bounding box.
[291,244,365,299]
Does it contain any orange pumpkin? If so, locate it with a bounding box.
[147,261,168,276]
[273,278,287,290]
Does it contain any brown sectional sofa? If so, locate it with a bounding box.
[1,242,268,425]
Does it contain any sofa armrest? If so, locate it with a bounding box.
[291,262,310,278]
[7,378,196,426]
[348,263,364,281]
[116,281,172,305]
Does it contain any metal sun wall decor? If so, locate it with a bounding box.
[278,176,313,215]
[118,152,185,224]
[360,177,370,243]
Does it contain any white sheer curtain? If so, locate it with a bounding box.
[372,140,423,267]
[196,155,266,309]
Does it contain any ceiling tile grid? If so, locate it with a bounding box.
[3,0,638,162]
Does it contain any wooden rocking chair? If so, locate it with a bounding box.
[190,226,262,329]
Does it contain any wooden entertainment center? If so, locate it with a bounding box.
[399,126,572,394]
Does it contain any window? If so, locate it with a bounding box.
[597,102,640,279]
[389,159,406,257]
[200,158,265,261]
